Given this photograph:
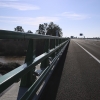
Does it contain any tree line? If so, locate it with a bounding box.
[14,22,63,37]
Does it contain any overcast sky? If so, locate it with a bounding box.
[0,0,100,38]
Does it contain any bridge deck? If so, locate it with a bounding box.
[39,39,100,100]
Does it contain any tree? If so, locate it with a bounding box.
[14,26,24,32]
[36,23,47,35]
[46,22,63,37]
[27,30,33,33]
[36,22,63,37]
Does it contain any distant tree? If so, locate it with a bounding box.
[14,26,24,32]
[46,22,63,37]
[36,22,63,37]
[27,30,33,33]
[36,23,47,35]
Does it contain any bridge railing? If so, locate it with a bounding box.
[0,30,70,100]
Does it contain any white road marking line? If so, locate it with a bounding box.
[75,42,100,64]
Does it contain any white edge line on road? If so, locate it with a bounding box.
[75,42,100,64]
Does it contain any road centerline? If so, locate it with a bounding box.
[74,41,100,64]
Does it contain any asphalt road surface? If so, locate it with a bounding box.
[39,39,100,100]
[74,39,100,61]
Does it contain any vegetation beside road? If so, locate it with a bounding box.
[0,39,28,56]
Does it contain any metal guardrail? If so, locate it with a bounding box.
[0,30,70,100]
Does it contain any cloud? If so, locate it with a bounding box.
[0,16,59,26]
[0,1,40,10]
[58,12,90,20]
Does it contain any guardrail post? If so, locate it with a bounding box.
[49,39,56,60]
[59,39,61,52]
[53,39,56,57]
[40,39,50,69]
[20,39,36,87]
[56,39,59,55]
[55,39,57,55]
[57,39,60,54]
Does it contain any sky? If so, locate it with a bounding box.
[0,0,100,38]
